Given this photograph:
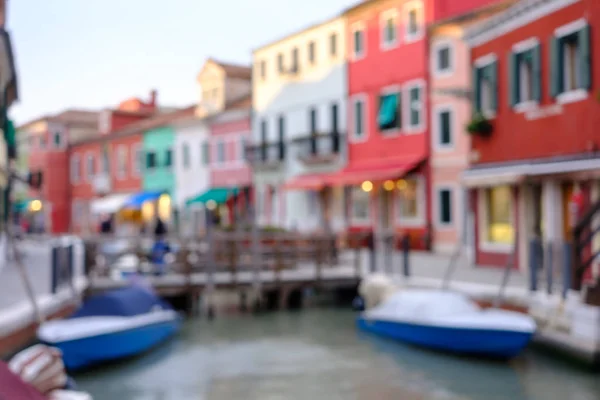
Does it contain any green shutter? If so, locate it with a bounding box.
[472,67,481,112]
[579,24,591,90]
[509,51,519,106]
[532,45,542,101]
[490,61,498,112]
[550,36,562,97]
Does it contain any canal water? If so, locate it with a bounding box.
[76,309,600,400]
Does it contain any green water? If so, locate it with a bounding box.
[75,309,600,400]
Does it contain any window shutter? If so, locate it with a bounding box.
[550,36,561,97]
[509,51,518,106]
[490,61,498,111]
[532,44,542,101]
[472,67,481,113]
[579,24,591,90]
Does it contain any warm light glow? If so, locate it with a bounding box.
[396,179,407,191]
[29,200,42,212]
[205,200,217,210]
[361,181,373,192]
[383,180,395,191]
[141,201,154,222]
[158,194,171,221]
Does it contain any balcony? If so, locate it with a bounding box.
[245,142,285,170]
[91,173,111,194]
[294,131,344,165]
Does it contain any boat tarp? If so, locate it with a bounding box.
[70,286,170,318]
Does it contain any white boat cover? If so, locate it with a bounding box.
[90,193,131,215]
[364,290,536,333]
[38,309,178,343]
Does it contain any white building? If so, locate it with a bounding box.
[251,16,348,232]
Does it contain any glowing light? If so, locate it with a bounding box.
[396,179,407,191]
[383,180,395,191]
[361,181,373,192]
[158,194,171,221]
[29,200,42,212]
[141,201,154,221]
[206,200,217,210]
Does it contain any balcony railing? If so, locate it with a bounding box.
[294,131,344,164]
[245,142,285,168]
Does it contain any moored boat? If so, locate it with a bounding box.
[37,286,181,371]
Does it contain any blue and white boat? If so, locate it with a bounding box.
[37,286,181,371]
[357,290,536,359]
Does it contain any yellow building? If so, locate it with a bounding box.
[250,16,348,232]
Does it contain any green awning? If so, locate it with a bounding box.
[186,187,238,207]
[378,93,398,127]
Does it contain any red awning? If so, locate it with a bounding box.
[327,155,425,186]
[283,173,328,190]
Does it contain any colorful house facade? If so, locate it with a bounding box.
[251,16,348,232]
[462,0,600,273]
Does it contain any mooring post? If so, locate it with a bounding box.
[546,241,554,295]
[205,207,216,320]
[562,241,572,299]
[528,238,540,292]
[402,234,410,277]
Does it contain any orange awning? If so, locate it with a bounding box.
[283,173,329,191]
[327,155,425,186]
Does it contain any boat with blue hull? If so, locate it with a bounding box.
[37,286,181,371]
[357,290,536,359]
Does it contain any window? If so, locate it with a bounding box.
[165,149,173,167]
[216,140,225,164]
[239,138,247,161]
[352,97,366,140]
[182,143,191,169]
[260,119,268,143]
[259,60,266,80]
[308,41,316,64]
[331,102,339,133]
[435,106,453,148]
[330,33,337,56]
[52,132,62,148]
[291,47,299,72]
[378,91,401,132]
[352,27,365,59]
[351,187,370,222]
[70,155,80,183]
[433,41,453,76]
[509,40,541,107]
[551,21,591,100]
[201,141,210,165]
[132,145,142,175]
[277,53,284,73]
[473,57,498,116]
[405,1,423,42]
[146,151,157,169]
[405,82,424,130]
[116,145,127,179]
[309,107,318,133]
[484,186,514,245]
[396,177,423,224]
[85,154,95,180]
[437,188,453,225]
[381,10,398,49]
[277,115,285,159]
[100,149,109,174]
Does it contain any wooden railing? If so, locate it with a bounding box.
[572,199,600,304]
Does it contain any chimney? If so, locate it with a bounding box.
[149,89,158,108]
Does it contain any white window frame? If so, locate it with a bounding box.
[131,144,142,176]
[395,174,426,227]
[432,103,455,151]
[351,22,366,61]
[478,186,515,254]
[434,184,457,229]
[52,131,64,149]
[432,38,454,78]
[85,152,95,182]
[350,93,368,143]
[474,53,498,119]
[350,186,371,226]
[216,139,226,166]
[182,142,191,169]
[512,37,540,112]
[554,18,589,105]
[70,154,80,183]
[380,9,399,51]
[116,145,127,180]
[378,84,402,136]
[404,0,424,44]
[403,79,426,133]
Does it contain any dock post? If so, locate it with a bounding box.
[367,232,376,273]
[402,234,410,277]
[528,238,540,292]
[562,242,572,299]
[546,241,554,295]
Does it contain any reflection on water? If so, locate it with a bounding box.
[76,310,600,400]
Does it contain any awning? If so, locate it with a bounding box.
[283,173,329,191]
[462,156,600,188]
[186,187,238,207]
[91,193,132,215]
[328,155,425,186]
[121,191,163,209]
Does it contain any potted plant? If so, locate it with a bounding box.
[466,113,493,137]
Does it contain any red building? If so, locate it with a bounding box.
[337,0,502,249]
[462,0,600,278]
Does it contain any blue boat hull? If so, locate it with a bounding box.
[45,317,181,371]
[357,317,532,359]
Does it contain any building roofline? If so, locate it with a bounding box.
[428,0,518,32]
